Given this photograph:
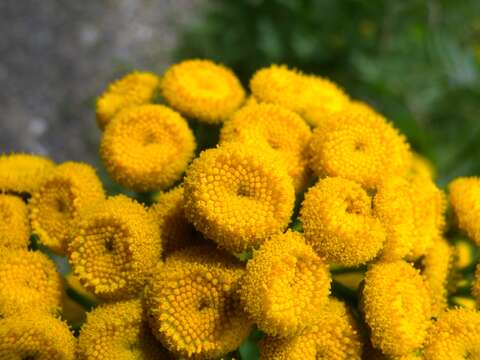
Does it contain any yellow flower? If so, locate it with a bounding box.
[410,153,436,179]
[184,143,295,253]
[0,313,76,360]
[96,71,160,130]
[145,246,252,359]
[0,194,30,249]
[258,298,363,360]
[0,249,63,318]
[0,153,55,195]
[78,299,171,359]
[472,264,480,305]
[300,177,385,266]
[240,231,331,336]
[362,261,432,357]
[161,59,245,124]
[220,102,312,191]
[29,161,105,255]
[424,308,480,359]
[308,106,411,189]
[449,177,480,245]
[68,195,161,300]
[100,104,196,192]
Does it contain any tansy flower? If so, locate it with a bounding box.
[29,161,105,255]
[220,102,312,191]
[0,194,30,249]
[68,195,161,300]
[145,246,252,359]
[240,231,330,336]
[300,177,385,266]
[96,71,160,130]
[0,249,63,318]
[0,313,76,359]
[100,104,196,192]
[184,143,295,253]
[449,177,480,245]
[362,261,432,357]
[78,299,170,359]
[308,107,411,189]
[161,59,245,124]
[0,153,55,195]
[258,298,363,360]
[472,264,480,305]
[424,308,480,359]
[410,153,436,179]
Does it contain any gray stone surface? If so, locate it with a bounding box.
[0,0,201,164]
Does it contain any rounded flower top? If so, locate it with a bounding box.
[300,177,385,266]
[410,153,436,179]
[308,107,411,189]
[0,194,30,249]
[220,102,312,191]
[362,261,432,357]
[161,59,245,124]
[240,231,331,337]
[0,153,55,195]
[96,71,160,130]
[68,195,161,300]
[145,245,252,359]
[100,104,196,192]
[29,161,105,255]
[184,143,295,253]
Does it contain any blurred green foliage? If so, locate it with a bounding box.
[175,0,480,185]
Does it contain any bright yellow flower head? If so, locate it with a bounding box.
[145,246,252,359]
[0,249,63,318]
[78,299,170,359]
[0,153,55,195]
[68,195,162,300]
[410,153,436,179]
[240,231,331,336]
[362,261,432,357]
[300,177,385,266]
[259,298,363,360]
[308,107,411,189]
[100,104,196,192]
[161,59,245,124]
[0,194,30,249]
[184,143,295,253]
[29,161,105,255]
[96,71,160,130]
[424,308,480,359]
[449,177,480,245]
[220,102,312,191]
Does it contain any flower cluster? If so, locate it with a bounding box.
[1,59,480,359]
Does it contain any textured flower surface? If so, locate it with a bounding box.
[449,177,480,245]
[184,143,295,253]
[0,194,30,249]
[68,195,161,300]
[161,59,245,124]
[300,177,385,266]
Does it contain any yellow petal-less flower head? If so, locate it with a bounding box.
[300,177,385,266]
[258,298,363,360]
[362,261,432,357]
[308,107,412,189]
[220,102,312,191]
[184,143,295,253]
[0,153,55,195]
[68,195,162,300]
[78,299,169,360]
[145,245,252,359]
[96,71,160,130]
[0,194,30,249]
[0,313,76,360]
[240,231,331,337]
[161,59,245,124]
[29,161,105,255]
[0,249,63,318]
[410,153,436,179]
[424,308,480,360]
[449,177,480,245]
[100,104,196,192]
